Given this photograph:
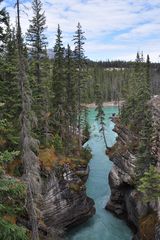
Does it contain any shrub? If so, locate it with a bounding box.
[52,134,64,154]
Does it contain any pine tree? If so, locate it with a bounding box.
[136,55,154,178]
[64,44,77,154]
[26,0,47,84]
[138,165,160,202]
[0,149,28,240]
[146,54,152,96]
[26,0,48,142]
[121,53,150,131]
[73,22,86,152]
[95,82,108,149]
[0,15,21,148]
[0,0,7,51]
[40,46,51,146]
[52,25,65,140]
[0,19,21,131]
[120,53,153,179]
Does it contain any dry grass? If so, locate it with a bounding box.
[3,215,16,224]
[139,213,157,240]
[6,159,21,176]
[39,148,58,171]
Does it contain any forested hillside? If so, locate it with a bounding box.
[0,0,160,239]
[107,53,160,239]
[0,0,94,239]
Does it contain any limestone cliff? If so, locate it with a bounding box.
[106,95,160,240]
[15,148,95,238]
[41,164,95,229]
[38,149,95,234]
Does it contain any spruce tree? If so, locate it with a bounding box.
[135,55,154,178]
[138,165,160,202]
[26,0,47,84]
[64,44,77,154]
[73,22,86,152]
[1,20,20,120]
[146,54,152,96]
[0,0,7,51]
[52,25,65,140]
[0,149,28,240]
[0,13,21,149]
[121,53,150,131]
[26,0,48,142]
[95,82,108,149]
[120,53,154,181]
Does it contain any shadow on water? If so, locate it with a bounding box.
[67,107,132,240]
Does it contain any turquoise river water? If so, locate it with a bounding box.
[68,107,132,240]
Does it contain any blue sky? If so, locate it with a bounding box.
[3,0,160,62]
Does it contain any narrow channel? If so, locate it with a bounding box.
[68,107,132,240]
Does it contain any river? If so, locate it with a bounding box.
[68,107,132,240]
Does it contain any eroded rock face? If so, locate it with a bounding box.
[106,124,147,229]
[41,164,95,229]
[106,95,160,240]
[155,223,160,240]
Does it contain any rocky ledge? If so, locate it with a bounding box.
[36,148,95,232]
[41,164,95,230]
[106,95,160,240]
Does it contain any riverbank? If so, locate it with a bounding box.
[84,101,124,108]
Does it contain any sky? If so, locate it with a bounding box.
[2,0,160,62]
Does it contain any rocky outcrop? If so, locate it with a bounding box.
[16,148,95,238]
[41,164,95,229]
[106,122,147,234]
[106,95,160,240]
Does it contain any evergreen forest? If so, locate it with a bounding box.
[0,0,160,240]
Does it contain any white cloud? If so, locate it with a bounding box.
[3,0,160,61]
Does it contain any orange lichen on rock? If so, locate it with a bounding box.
[139,213,157,240]
[39,148,58,171]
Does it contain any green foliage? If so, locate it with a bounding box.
[0,219,28,240]
[53,134,64,154]
[83,120,90,142]
[0,119,8,130]
[0,150,19,164]
[121,53,153,178]
[26,0,47,56]
[121,53,151,131]
[138,165,160,202]
[0,150,28,240]
[0,178,26,200]
[64,44,78,153]
[73,23,87,151]
[0,0,8,50]
[26,0,49,144]
[0,18,20,149]
[95,82,108,148]
[51,25,65,138]
[0,119,19,149]
[80,145,92,161]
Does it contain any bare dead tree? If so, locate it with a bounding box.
[16,1,41,239]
